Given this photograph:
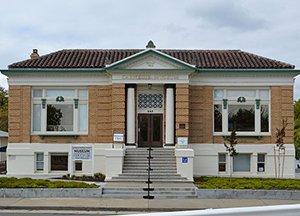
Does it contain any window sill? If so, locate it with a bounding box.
[38,134,80,139]
[222,135,263,140]
[214,134,270,140]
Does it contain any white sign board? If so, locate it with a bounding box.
[113,133,124,142]
[177,137,188,146]
[71,146,93,160]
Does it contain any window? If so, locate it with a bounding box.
[214,105,222,132]
[47,104,74,131]
[75,160,82,171]
[218,153,226,172]
[261,105,269,132]
[228,105,255,131]
[233,154,251,172]
[257,154,266,172]
[213,88,270,135]
[50,153,68,171]
[32,88,88,134]
[35,153,44,171]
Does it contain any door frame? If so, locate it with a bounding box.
[138,114,163,147]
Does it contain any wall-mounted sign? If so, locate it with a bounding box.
[113,133,124,142]
[71,145,93,160]
[177,137,188,146]
[182,157,188,163]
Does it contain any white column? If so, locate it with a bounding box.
[166,86,174,145]
[126,87,135,144]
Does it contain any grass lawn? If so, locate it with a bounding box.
[0,177,97,188]
[195,176,300,190]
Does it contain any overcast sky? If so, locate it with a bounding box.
[0,0,299,99]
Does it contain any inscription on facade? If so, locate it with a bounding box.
[122,74,179,80]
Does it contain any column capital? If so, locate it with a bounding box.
[126,84,136,88]
[165,84,175,89]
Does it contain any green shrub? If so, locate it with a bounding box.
[195,176,300,190]
[0,177,97,188]
[94,172,105,181]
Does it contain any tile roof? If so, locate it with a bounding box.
[8,49,295,69]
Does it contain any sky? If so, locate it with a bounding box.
[0,0,299,99]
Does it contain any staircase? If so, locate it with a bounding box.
[109,148,190,182]
[103,148,197,198]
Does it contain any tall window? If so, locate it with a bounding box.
[35,153,44,171]
[213,88,270,135]
[218,153,226,172]
[257,153,266,172]
[32,88,88,134]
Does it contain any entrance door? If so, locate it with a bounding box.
[138,114,163,147]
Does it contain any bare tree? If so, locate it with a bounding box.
[224,129,238,180]
[274,119,288,178]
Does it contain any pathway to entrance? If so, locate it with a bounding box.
[104,148,196,198]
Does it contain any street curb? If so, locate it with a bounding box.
[197,189,300,200]
[1,188,300,200]
[0,205,198,212]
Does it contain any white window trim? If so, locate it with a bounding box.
[31,87,88,135]
[257,153,266,173]
[213,87,271,136]
[218,153,227,173]
[35,152,44,172]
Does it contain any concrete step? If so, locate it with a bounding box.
[114,176,186,180]
[124,155,175,158]
[124,161,176,164]
[107,179,193,183]
[123,169,177,172]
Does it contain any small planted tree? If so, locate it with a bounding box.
[224,129,238,180]
[274,119,288,178]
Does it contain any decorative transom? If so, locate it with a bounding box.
[138,94,163,109]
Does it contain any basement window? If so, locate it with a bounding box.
[75,160,82,172]
[257,154,266,172]
[50,153,68,171]
[218,153,226,172]
[35,152,44,171]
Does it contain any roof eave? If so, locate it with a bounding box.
[1,68,106,75]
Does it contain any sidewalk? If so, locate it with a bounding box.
[0,198,300,211]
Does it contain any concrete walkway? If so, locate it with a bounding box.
[0,198,300,211]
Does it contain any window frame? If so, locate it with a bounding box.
[74,160,83,172]
[50,153,69,172]
[35,152,44,172]
[31,87,88,135]
[257,153,266,173]
[213,87,271,136]
[218,153,227,172]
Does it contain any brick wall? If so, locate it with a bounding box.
[111,84,125,138]
[189,86,213,143]
[8,86,31,143]
[175,84,189,139]
[270,86,294,144]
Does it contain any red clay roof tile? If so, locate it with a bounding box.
[8,49,294,69]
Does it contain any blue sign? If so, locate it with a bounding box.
[182,157,188,163]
